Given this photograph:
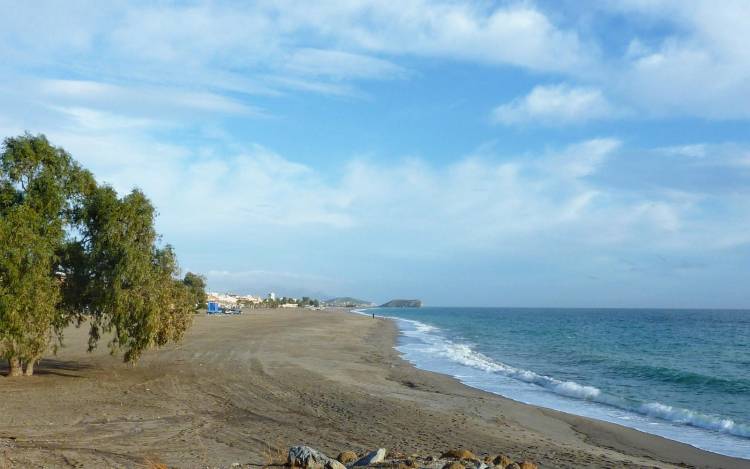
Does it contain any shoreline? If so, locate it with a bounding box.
[371,307,750,463]
[368,309,747,469]
[0,308,746,468]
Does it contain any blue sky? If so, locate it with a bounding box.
[2,1,750,307]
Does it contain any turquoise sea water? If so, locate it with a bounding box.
[362,307,750,459]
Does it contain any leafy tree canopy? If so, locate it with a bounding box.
[183,272,207,309]
[1,133,196,376]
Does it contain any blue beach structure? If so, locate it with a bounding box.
[207,301,222,314]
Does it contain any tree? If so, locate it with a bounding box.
[0,205,61,375]
[1,134,195,376]
[0,134,90,376]
[149,246,195,357]
[71,186,195,363]
[183,272,207,309]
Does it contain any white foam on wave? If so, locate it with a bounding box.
[431,341,605,401]
[385,314,750,454]
[350,308,372,317]
[395,317,439,334]
[639,402,750,437]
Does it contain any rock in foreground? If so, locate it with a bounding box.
[285,446,535,469]
[352,448,386,466]
[442,462,465,469]
[440,449,478,461]
[288,446,345,469]
[337,451,358,464]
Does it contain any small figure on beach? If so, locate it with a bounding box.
[372,312,375,319]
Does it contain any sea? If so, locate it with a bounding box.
[356,307,750,460]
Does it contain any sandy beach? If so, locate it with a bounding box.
[0,308,746,468]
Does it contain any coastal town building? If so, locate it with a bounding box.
[207,292,265,306]
[236,294,263,304]
[206,292,238,306]
[207,291,313,310]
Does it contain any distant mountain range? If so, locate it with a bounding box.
[323,297,376,307]
[380,299,422,308]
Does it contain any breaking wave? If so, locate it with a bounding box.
[391,316,750,440]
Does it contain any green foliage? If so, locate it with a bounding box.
[182,272,207,309]
[73,186,195,363]
[0,133,196,375]
[0,205,62,368]
[0,134,87,372]
[150,247,194,355]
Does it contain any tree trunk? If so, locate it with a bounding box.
[23,358,37,376]
[8,357,22,377]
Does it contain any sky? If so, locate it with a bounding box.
[1,1,750,308]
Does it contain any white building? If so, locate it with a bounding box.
[236,294,262,304]
[268,292,276,301]
[206,292,238,306]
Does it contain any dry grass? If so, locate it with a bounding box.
[142,455,169,469]
[262,439,288,468]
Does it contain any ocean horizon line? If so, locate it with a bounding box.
[368,305,750,312]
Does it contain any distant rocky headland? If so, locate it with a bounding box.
[324,297,376,307]
[380,299,422,308]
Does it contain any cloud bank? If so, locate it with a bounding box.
[491,85,620,126]
[2,1,750,306]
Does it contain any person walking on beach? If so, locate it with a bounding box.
[372,312,375,319]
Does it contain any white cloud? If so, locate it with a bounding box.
[302,1,591,73]
[283,48,407,80]
[604,0,750,118]
[48,129,712,256]
[4,2,750,304]
[5,1,750,119]
[38,79,262,117]
[656,144,708,159]
[653,142,750,169]
[0,1,592,98]
[7,81,750,299]
[492,85,620,126]
[50,107,161,132]
[8,82,742,260]
[544,138,621,178]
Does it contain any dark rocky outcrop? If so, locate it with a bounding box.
[380,299,422,308]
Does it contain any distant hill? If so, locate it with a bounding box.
[380,299,422,308]
[323,297,375,307]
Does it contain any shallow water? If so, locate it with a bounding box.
[361,307,750,460]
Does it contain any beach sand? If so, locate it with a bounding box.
[0,308,745,468]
